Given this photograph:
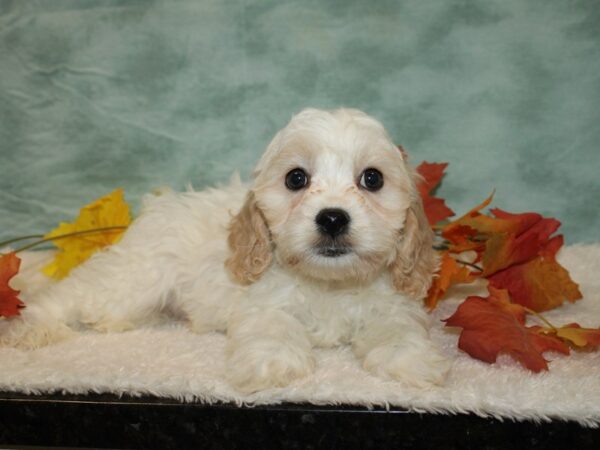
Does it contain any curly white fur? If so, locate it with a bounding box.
[0,108,449,393]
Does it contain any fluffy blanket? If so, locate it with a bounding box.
[1,246,599,427]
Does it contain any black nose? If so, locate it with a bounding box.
[316,208,350,237]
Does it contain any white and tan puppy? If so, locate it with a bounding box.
[1,108,450,392]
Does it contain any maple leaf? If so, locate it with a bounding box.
[440,197,581,312]
[443,204,561,269]
[488,235,582,312]
[440,193,497,254]
[489,209,553,236]
[442,193,496,236]
[425,251,476,310]
[444,287,569,372]
[415,162,454,226]
[532,323,600,349]
[0,252,25,317]
[551,324,600,348]
[480,210,561,277]
[440,195,547,247]
[43,189,131,279]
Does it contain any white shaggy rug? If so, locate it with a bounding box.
[1,246,599,427]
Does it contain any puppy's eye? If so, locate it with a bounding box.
[359,168,384,191]
[285,168,309,191]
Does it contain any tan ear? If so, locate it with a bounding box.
[225,191,272,285]
[389,195,438,300]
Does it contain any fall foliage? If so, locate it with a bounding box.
[416,160,593,372]
[444,287,570,372]
[420,167,582,313]
[532,323,600,349]
[43,189,131,279]
[0,252,25,318]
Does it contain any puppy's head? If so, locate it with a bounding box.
[226,108,437,299]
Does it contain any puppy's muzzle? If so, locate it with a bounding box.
[315,208,350,238]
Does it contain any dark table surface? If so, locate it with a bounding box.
[0,391,598,450]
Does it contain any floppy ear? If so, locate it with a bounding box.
[389,191,438,300]
[225,191,273,285]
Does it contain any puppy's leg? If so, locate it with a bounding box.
[225,308,315,393]
[1,242,173,349]
[0,303,76,349]
[352,299,450,388]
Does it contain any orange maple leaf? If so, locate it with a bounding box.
[555,324,600,348]
[0,252,25,318]
[415,162,454,226]
[532,323,600,349]
[442,193,496,235]
[440,194,548,245]
[440,193,497,254]
[425,251,476,310]
[444,287,570,372]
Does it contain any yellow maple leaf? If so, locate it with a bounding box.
[43,189,131,279]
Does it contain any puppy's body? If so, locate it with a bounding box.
[1,108,450,392]
[3,184,246,342]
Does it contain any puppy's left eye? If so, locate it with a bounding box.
[359,168,384,191]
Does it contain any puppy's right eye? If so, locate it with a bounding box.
[285,168,309,191]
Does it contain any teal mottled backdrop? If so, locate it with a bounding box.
[1,0,599,243]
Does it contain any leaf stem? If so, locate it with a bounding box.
[524,307,557,331]
[455,259,483,272]
[0,234,45,248]
[1,226,129,255]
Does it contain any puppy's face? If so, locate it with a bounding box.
[251,109,415,283]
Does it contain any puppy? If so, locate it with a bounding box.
[1,108,450,392]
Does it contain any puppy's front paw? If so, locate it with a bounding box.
[226,340,315,393]
[363,341,451,388]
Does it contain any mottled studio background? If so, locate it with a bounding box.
[1,0,599,243]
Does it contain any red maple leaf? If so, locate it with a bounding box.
[0,252,25,318]
[444,287,570,372]
[415,162,455,226]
